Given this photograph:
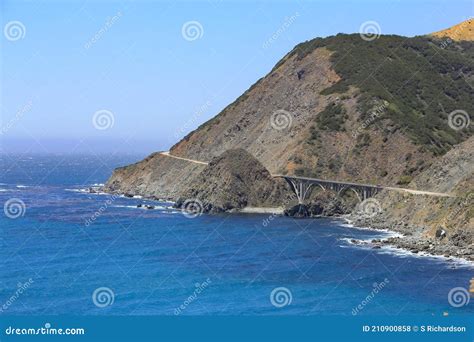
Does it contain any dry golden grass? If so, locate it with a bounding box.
[430,18,474,41]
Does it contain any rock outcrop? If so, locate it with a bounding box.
[175,149,291,213]
[350,136,474,260]
[104,152,206,200]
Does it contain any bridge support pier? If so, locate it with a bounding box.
[286,179,314,204]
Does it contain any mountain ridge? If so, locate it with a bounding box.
[104,21,473,254]
[430,18,473,41]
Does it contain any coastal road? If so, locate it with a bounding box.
[272,175,455,198]
[160,152,454,198]
[159,151,209,165]
[383,186,454,197]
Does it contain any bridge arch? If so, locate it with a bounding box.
[276,175,382,205]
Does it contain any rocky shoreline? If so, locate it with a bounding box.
[347,213,474,263]
[99,183,473,264]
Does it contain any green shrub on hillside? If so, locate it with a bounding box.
[291,34,474,154]
[316,102,347,131]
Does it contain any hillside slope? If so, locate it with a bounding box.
[352,136,473,260]
[105,28,473,204]
[175,149,291,213]
[430,18,474,41]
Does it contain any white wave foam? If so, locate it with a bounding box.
[112,204,173,210]
[339,219,403,238]
[65,188,108,195]
[65,188,87,193]
[339,237,474,268]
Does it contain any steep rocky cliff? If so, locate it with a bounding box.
[351,136,473,260]
[105,20,473,218]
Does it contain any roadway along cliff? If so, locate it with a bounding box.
[104,20,473,259]
[106,20,473,204]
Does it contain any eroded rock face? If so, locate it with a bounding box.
[284,196,353,218]
[175,149,292,213]
[103,152,206,200]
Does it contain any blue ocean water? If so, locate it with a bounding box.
[0,154,473,316]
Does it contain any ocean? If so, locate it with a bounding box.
[0,154,472,315]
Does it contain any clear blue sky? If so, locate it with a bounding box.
[1,0,472,154]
